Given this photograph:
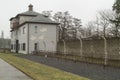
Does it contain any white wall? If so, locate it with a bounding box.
[11,22,58,54]
[11,31,15,52]
[28,23,57,54]
[18,24,28,54]
[11,30,18,52]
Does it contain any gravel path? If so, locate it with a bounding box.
[18,55,120,80]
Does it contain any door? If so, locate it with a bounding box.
[16,40,19,53]
[34,43,38,51]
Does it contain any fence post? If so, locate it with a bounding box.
[101,36,107,66]
[119,47,120,60]
[62,40,66,55]
[78,37,83,58]
[43,41,47,58]
[90,45,94,58]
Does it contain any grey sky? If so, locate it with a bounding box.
[0,0,114,38]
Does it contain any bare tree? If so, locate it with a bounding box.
[53,11,82,40]
[98,10,111,37]
[53,11,69,39]
[99,9,120,37]
[86,21,96,37]
[42,11,82,40]
[42,10,53,18]
[71,18,82,39]
[94,16,101,37]
[109,13,120,37]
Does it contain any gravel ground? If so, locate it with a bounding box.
[18,55,120,80]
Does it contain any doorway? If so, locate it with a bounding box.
[16,40,19,53]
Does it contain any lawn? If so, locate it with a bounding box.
[0,53,90,80]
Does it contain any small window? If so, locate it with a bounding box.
[35,26,37,33]
[23,27,25,34]
[23,43,26,51]
[14,44,16,50]
[34,43,38,51]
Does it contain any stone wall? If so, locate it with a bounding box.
[57,38,120,60]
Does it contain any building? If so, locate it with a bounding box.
[0,31,11,52]
[0,38,11,52]
[10,4,59,54]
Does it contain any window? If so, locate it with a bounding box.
[11,44,13,50]
[23,27,25,34]
[14,44,16,50]
[23,43,26,51]
[35,26,37,33]
[34,43,38,51]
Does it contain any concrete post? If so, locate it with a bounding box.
[119,47,120,60]
[101,36,107,66]
[43,41,47,58]
[62,40,66,55]
[78,37,83,57]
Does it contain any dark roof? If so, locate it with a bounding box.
[29,14,58,24]
[13,10,58,24]
[10,17,15,21]
[10,5,59,32]
[16,11,39,17]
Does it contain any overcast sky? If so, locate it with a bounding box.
[0,0,115,38]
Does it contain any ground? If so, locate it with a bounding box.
[0,53,89,80]
[18,55,120,80]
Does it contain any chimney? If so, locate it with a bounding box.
[28,4,33,11]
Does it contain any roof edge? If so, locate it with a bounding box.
[10,21,59,32]
[9,17,15,21]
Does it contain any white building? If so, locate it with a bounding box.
[10,4,59,54]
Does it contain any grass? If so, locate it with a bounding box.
[0,53,90,80]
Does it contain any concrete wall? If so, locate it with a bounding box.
[58,38,120,59]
